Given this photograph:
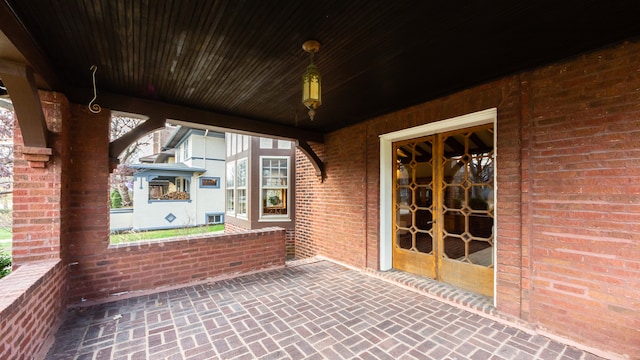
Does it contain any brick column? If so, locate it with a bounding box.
[12,91,70,265]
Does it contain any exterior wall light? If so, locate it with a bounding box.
[302,40,321,120]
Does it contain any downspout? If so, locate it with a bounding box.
[197,130,208,225]
[203,129,208,169]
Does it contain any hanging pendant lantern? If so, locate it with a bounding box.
[302,40,321,120]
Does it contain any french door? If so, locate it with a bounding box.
[392,124,494,297]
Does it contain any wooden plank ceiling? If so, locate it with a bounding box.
[1,0,640,138]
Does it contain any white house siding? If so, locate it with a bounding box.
[110,208,133,232]
[133,195,195,230]
[184,132,226,226]
[115,129,227,232]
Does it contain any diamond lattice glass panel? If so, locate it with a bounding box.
[444,185,465,210]
[469,185,493,211]
[443,236,465,259]
[415,185,432,208]
[466,239,493,266]
[396,208,411,228]
[396,229,412,250]
[415,209,433,231]
[442,126,494,267]
[443,212,465,235]
[394,138,435,255]
[415,233,433,254]
[469,214,493,239]
[397,186,412,207]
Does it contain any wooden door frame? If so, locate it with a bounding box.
[379,108,497,300]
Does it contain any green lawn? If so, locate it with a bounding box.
[0,228,11,241]
[110,224,224,245]
[0,228,11,258]
[0,225,226,247]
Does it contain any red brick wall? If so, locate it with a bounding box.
[223,221,242,234]
[64,105,286,302]
[321,124,369,267]
[296,78,522,276]
[284,228,295,259]
[225,222,293,259]
[66,104,111,269]
[365,127,381,269]
[526,42,640,356]
[295,41,640,356]
[295,143,326,259]
[12,91,70,264]
[48,92,73,265]
[0,260,67,359]
[71,229,285,302]
[7,92,71,359]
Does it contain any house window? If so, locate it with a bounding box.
[206,213,224,225]
[226,133,232,156]
[148,176,190,200]
[200,177,220,188]
[260,157,289,218]
[182,139,189,160]
[236,158,248,217]
[259,137,272,149]
[231,135,237,155]
[226,161,235,213]
[277,140,292,149]
[242,135,249,151]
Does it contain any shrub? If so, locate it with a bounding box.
[110,188,123,208]
[0,252,11,279]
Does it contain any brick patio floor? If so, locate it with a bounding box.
[45,259,606,360]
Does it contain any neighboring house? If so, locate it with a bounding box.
[224,134,296,248]
[110,127,226,231]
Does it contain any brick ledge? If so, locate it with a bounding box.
[21,146,52,168]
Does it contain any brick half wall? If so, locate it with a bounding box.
[226,221,294,259]
[69,228,286,303]
[0,260,68,359]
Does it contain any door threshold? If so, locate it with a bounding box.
[367,268,496,316]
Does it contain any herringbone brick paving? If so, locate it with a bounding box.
[45,260,604,360]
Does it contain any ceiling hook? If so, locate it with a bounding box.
[88,65,101,114]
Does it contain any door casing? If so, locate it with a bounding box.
[379,108,497,300]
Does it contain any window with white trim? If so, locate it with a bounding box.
[236,158,248,217]
[206,213,224,225]
[182,139,189,160]
[260,156,289,219]
[226,133,232,156]
[226,161,235,213]
[260,137,272,149]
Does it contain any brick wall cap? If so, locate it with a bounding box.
[21,147,53,155]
